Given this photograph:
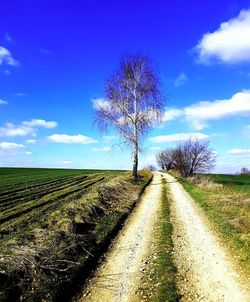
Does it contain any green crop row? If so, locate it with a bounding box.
[0,175,110,235]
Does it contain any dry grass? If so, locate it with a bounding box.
[182,175,250,276]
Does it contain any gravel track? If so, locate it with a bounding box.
[165,173,250,302]
[78,172,162,302]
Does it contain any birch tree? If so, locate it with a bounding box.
[94,54,164,179]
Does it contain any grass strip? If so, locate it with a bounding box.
[154,177,179,301]
[137,177,179,302]
[181,179,250,275]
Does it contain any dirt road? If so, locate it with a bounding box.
[77,172,249,302]
[77,171,162,302]
[165,173,250,302]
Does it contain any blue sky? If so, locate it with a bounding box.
[1,0,250,173]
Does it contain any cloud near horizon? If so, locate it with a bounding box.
[196,9,250,64]
[150,132,209,143]
[48,134,98,144]
[228,149,250,155]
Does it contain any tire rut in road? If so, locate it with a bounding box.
[164,173,250,302]
[77,172,162,302]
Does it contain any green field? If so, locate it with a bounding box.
[207,173,250,193]
[0,167,151,301]
[0,168,124,237]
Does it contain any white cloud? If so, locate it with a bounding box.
[26,139,36,144]
[150,146,161,150]
[0,142,25,149]
[164,91,250,130]
[103,135,117,141]
[0,123,35,137]
[196,9,250,64]
[184,91,250,129]
[48,134,98,144]
[150,132,209,143]
[22,119,57,128]
[228,149,250,155]
[62,160,72,165]
[0,46,19,66]
[174,72,188,87]
[163,108,183,122]
[92,98,110,110]
[0,99,8,105]
[25,151,33,155]
[0,119,58,137]
[92,146,111,152]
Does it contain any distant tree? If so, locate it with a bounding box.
[174,139,215,178]
[156,149,175,171]
[145,165,157,171]
[240,167,250,175]
[94,54,165,179]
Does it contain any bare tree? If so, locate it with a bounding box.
[94,54,164,179]
[240,167,250,175]
[174,139,215,177]
[156,149,175,171]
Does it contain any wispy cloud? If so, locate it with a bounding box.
[22,119,57,128]
[25,151,33,155]
[48,134,97,144]
[0,46,19,66]
[92,147,111,152]
[0,99,8,105]
[228,149,250,155]
[62,160,72,165]
[150,132,209,143]
[163,108,183,122]
[174,72,188,87]
[0,142,25,149]
[0,119,57,137]
[196,9,250,64]
[3,69,10,75]
[26,139,36,144]
[92,98,110,110]
[103,135,117,141]
[13,92,29,97]
[4,33,13,43]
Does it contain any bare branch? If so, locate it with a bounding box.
[94,54,165,179]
